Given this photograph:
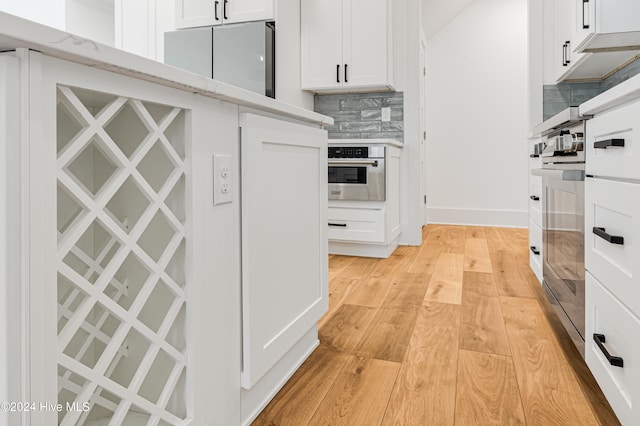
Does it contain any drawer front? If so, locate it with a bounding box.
[586,272,640,425]
[529,175,543,227]
[586,101,640,180]
[328,207,384,243]
[529,155,542,170]
[585,178,640,315]
[529,220,543,282]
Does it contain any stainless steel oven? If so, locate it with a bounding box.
[328,145,385,201]
[532,115,587,356]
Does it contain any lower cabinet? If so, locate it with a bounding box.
[585,272,640,425]
[328,207,385,243]
[528,140,543,283]
[239,113,328,390]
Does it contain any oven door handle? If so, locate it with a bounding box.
[531,168,585,181]
[328,160,379,167]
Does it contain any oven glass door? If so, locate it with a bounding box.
[542,172,585,341]
[328,159,385,201]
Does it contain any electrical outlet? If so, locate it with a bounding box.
[381,107,391,122]
[213,154,232,205]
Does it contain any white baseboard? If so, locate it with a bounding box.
[426,207,528,228]
[329,238,399,258]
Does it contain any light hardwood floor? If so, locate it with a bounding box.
[253,225,619,426]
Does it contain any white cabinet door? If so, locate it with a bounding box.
[345,0,390,88]
[240,113,328,389]
[176,0,220,28]
[301,0,344,90]
[177,0,272,28]
[224,0,273,24]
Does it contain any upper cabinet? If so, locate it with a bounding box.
[301,0,394,93]
[573,0,640,53]
[544,0,640,84]
[175,0,273,29]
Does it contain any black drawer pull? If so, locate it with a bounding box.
[593,334,624,368]
[530,246,540,255]
[594,139,625,149]
[530,154,540,158]
[530,195,540,201]
[328,223,347,227]
[593,227,624,245]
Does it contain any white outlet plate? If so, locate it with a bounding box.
[381,107,391,122]
[213,154,232,205]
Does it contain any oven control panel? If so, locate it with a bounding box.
[328,146,384,159]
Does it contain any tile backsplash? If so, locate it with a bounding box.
[543,55,640,120]
[314,92,404,143]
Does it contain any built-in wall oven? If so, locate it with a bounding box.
[328,145,385,201]
[533,112,588,356]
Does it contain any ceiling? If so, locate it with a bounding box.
[422,0,477,40]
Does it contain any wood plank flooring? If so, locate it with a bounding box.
[253,225,620,426]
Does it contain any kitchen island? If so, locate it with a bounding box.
[0,12,332,426]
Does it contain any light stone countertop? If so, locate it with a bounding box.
[328,138,403,148]
[0,11,333,126]
[580,71,640,115]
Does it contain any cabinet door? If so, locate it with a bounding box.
[344,0,390,88]
[572,0,592,51]
[301,0,344,90]
[176,0,220,29]
[223,0,273,24]
[240,113,328,389]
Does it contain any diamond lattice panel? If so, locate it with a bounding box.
[56,86,187,426]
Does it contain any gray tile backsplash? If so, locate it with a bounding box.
[314,92,404,143]
[543,56,640,120]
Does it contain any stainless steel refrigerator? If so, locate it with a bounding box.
[164,21,275,98]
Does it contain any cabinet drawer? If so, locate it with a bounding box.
[529,220,543,282]
[328,207,384,243]
[586,272,640,425]
[529,175,542,227]
[585,178,640,315]
[586,101,640,180]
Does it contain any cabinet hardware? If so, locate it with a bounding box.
[215,0,219,21]
[593,227,624,245]
[344,64,348,83]
[562,42,567,67]
[530,195,540,201]
[530,154,539,158]
[594,138,625,149]
[328,223,347,227]
[593,334,624,368]
[565,41,570,65]
[336,64,340,83]
[583,0,590,29]
[223,0,228,20]
[530,246,540,255]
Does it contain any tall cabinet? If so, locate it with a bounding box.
[301,0,394,92]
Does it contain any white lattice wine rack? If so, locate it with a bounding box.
[55,85,188,425]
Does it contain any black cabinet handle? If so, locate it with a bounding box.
[593,334,623,368]
[223,0,228,19]
[530,195,540,201]
[214,0,219,20]
[565,41,571,65]
[583,0,590,29]
[530,246,540,255]
[329,223,347,227]
[336,64,340,83]
[594,139,625,149]
[530,154,540,158]
[345,64,348,83]
[562,42,567,67]
[593,227,624,245]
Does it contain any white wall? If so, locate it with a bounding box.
[275,0,313,110]
[425,0,529,227]
[66,0,114,46]
[0,0,65,30]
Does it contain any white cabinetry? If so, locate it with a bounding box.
[528,140,543,282]
[115,0,175,62]
[328,141,401,258]
[239,113,328,389]
[301,0,394,93]
[582,99,640,425]
[175,0,273,29]
[543,0,640,83]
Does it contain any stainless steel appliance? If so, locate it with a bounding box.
[328,145,385,201]
[532,107,590,356]
[164,21,275,98]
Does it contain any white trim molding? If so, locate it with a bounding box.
[426,207,528,228]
